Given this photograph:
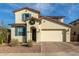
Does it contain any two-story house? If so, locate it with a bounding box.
[10,7,71,43]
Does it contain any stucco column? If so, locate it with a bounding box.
[27,29,32,42]
[27,24,32,42]
[25,21,29,42]
[30,28,32,41]
[66,28,71,42]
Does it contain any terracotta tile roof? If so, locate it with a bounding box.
[39,16,64,19]
[39,16,65,22]
[13,7,40,14]
[40,16,71,28]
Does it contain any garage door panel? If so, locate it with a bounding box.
[41,31,63,42]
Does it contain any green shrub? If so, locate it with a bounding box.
[0,35,3,44]
[10,39,19,47]
[27,40,33,47]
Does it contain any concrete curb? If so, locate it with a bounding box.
[0,52,79,56]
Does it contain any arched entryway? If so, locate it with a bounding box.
[31,27,36,42]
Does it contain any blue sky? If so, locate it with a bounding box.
[0,3,79,27]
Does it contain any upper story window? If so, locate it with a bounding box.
[22,13,31,21]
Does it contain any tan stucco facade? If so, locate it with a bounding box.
[15,9,39,23]
[11,8,71,43]
[40,19,71,42]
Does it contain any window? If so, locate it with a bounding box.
[22,13,31,21]
[15,27,26,36]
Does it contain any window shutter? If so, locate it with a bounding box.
[22,14,25,21]
[29,14,31,17]
[23,27,26,36]
[15,28,18,36]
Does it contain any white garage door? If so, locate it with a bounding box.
[41,30,63,42]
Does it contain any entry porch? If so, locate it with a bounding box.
[10,23,39,43]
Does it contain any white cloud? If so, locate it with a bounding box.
[68,4,79,15]
[6,3,55,15]
[34,3,50,10]
[0,9,11,14]
[0,9,12,13]
[0,3,18,13]
[68,4,74,15]
[33,3,55,15]
[7,3,19,8]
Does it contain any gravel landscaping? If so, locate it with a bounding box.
[0,44,41,53]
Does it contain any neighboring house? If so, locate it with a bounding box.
[69,19,79,42]
[10,7,71,43]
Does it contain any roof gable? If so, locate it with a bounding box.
[13,7,40,14]
[41,17,71,28]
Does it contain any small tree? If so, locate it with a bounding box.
[0,27,8,43]
[0,20,9,43]
[0,34,4,44]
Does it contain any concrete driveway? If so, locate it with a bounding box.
[41,42,79,53]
